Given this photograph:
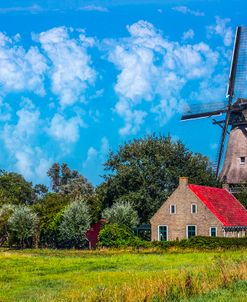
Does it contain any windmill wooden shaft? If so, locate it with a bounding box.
[220,125,247,184]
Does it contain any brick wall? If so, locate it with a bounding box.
[150,177,224,241]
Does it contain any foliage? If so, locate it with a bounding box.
[0,170,36,205]
[99,234,247,250]
[102,201,139,229]
[33,193,70,246]
[8,205,38,248]
[235,185,247,209]
[98,223,134,247]
[59,199,92,248]
[101,134,220,223]
[0,204,15,244]
[47,163,94,197]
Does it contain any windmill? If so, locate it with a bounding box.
[181,26,247,187]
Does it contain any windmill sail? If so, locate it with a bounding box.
[181,101,228,120]
[217,26,247,180]
[181,26,247,184]
[229,26,247,100]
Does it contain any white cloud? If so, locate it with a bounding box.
[207,16,233,47]
[0,98,11,121]
[0,32,47,96]
[173,6,204,17]
[83,137,109,168]
[0,5,44,14]
[83,147,98,168]
[1,99,52,182]
[48,113,85,143]
[37,27,96,107]
[182,29,195,41]
[105,20,220,134]
[79,5,109,12]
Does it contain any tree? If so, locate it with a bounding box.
[0,170,35,205]
[102,201,139,229]
[100,134,220,223]
[47,163,94,197]
[59,199,91,248]
[8,205,38,248]
[235,185,247,209]
[0,204,15,245]
[33,193,70,246]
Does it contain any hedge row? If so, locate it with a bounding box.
[98,224,247,249]
[137,236,247,250]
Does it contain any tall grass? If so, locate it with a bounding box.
[0,249,246,302]
[73,256,247,301]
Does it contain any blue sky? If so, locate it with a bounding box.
[0,0,246,186]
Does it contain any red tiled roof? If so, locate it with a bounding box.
[188,184,247,226]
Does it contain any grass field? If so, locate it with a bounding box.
[0,248,247,302]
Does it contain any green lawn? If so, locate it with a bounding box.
[0,248,246,301]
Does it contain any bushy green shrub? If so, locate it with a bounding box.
[99,234,247,250]
[102,201,139,229]
[98,223,135,247]
[0,204,15,244]
[8,205,38,248]
[59,199,91,248]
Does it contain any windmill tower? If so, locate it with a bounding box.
[181,26,247,188]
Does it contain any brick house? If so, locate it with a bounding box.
[150,177,247,241]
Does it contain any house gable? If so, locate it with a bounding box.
[150,178,224,240]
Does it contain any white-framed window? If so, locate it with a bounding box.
[210,227,217,237]
[170,204,176,214]
[240,157,245,165]
[158,225,168,241]
[186,225,197,239]
[191,203,197,214]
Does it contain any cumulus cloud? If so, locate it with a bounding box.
[1,99,52,182]
[0,98,12,121]
[0,32,47,96]
[105,20,220,134]
[37,27,96,107]
[47,113,85,143]
[173,6,204,17]
[207,16,233,47]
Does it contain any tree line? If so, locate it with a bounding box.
[0,134,227,248]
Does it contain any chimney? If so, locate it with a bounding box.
[179,177,188,187]
[222,183,229,191]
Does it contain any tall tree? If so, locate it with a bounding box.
[100,134,220,223]
[47,163,94,197]
[33,193,70,246]
[235,185,247,209]
[0,170,35,205]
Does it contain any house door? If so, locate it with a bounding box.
[158,225,168,241]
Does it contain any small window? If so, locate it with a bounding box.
[170,204,176,214]
[158,225,168,241]
[191,204,197,214]
[240,157,245,165]
[210,227,217,237]
[187,225,197,239]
